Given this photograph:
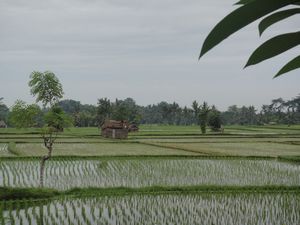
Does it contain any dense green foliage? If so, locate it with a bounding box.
[44,106,73,131]
[9,100,42,128]
[208,106,222,131]
[97,98,141,124]
[58,99,97,127]
[96,98,112,125]
[2,94,299,128]
[2,92,300,129]
[0,187,58,200]
[66,95,300,126]
[200,0,300,77]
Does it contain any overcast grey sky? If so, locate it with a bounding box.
[0,0,299,110]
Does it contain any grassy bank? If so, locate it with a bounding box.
[2,185,300,201]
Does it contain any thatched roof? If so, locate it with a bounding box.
[101,120,129,130]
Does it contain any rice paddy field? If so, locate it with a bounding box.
[1,125,300,224]
[1,158,300,190]
[2,192,300,225]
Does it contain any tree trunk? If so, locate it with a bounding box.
[39,145,52,188]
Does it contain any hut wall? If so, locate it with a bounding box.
[101,128,128,139]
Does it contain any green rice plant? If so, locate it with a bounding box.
[0,144,10,157]
[1,158,300,190]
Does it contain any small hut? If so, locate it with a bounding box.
[101,120,129,139]
[0,120,7,128]
[128,124,139,132]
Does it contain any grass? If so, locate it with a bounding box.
[278,156,300,163]
[4,142,200,157]
[2,185,300,200]
[144,141,300,157]
[1,136,300,158]
[139,137,300,143]
[0,187,59,200]
[7,142,20,156]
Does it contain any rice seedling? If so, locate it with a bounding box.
[0,158,299,190]
[0,144,12,157]
[2,192,300,225]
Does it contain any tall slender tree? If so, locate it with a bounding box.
[28,71,71,187]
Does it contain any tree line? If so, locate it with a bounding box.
[1,95,299,128]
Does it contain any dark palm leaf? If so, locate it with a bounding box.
[259,8,300,35]
[245,31,300,67]
[199,0,295,58]
[274,55,300,77]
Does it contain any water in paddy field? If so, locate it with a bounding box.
[0,144,8,154]
[1,192,300,225]
[0,158,300,190]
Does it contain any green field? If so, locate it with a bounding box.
[1,125,300,224]
[0,125,300,157]
[1,143,199,157]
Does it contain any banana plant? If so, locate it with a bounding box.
[200,0,300,78]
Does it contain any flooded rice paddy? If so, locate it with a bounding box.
[1,192,300,225]
[0,158,299,190]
